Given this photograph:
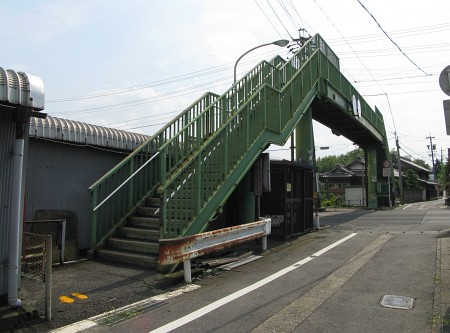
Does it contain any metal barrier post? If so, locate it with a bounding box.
[315,211,320,231]
[183,259,192,283]
[262,235,267,251]
[45,235,52,321]
[160,219,272,283]
[60,220,66,265]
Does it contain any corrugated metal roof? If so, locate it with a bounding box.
[0,66,45,110]
[29,115,150,151]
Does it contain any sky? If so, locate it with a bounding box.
[2,0,450,167]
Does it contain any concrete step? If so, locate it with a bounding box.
[145,197,160,207]
[137,206,159,217]
[128,216,159,229]
[118,226,160,241]
[107,237,159,255]
[95,249,158,269]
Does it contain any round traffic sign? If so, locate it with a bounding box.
[439,65,450,96]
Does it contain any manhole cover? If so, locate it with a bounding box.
[380,295,414,310]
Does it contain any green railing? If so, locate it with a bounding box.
[88,46,303,249]
[89,33,388,247]
[158,34,387,238]
[158,35,324,238]
[88,92,220,249]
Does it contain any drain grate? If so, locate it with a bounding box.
[93,299,166,326]
[380,295,415,310]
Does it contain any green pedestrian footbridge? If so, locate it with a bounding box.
[88,34,391,268]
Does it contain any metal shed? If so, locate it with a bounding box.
[0,66,45,305]
[25,116,150,253]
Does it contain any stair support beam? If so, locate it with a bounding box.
[366,144,379,209]
[295,107,314,165]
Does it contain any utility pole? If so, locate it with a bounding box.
[426,135,436,181]
[395,132,403,204]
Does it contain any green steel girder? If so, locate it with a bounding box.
[181,86,319,236]
[89,33,392,246]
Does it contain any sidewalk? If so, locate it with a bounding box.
[2,238,275,332]
[1,259,188,332]
[1,228,304,333]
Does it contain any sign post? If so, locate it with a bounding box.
[439,65,450,135]
[383,160,392,208]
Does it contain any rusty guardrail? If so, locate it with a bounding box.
[159,218,271,282]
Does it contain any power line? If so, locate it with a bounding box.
[50,48,284,116]
[364,89,440,97]
[264,0,295,39]
[254,0,284,38]
[356,0,431,76]
[311,0,397,136]
[48,49,281,103]
[276,0,300,32]
[311,0,361,84]
[103,110,181,127]
[285,0,313,34]
[52,78,230,116]
[329,22,450,46]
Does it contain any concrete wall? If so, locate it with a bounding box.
[344,187,363,207]
[403,189,426,203]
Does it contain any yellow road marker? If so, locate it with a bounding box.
[72,293,89,300]
[59,296,74,304]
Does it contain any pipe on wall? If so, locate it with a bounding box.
[8,138,24,307]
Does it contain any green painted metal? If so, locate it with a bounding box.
[89,34,391,247]
[366,145,379,209]
[295,107,313,165]
[88,92,220,249]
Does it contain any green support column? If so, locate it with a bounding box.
[238,169,255,223]
[366,145,379,209]
[295,108,314,164]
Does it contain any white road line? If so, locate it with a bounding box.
[251,233,392,332]
[51,284,201,333]
[403,204,414,210]
[149,232,358,333]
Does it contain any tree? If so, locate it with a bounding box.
[413,158,431,170]
[404,169,419,189]
[316,148,363,173]
[438,159,450,192]
[435,159,442,175]
[316,155,338,173]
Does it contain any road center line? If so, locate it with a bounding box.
[149,232,358,333]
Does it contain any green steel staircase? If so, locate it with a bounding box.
[88,34,389,267]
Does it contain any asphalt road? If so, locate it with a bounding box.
[57,200,450,333]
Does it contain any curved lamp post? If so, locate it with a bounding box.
[233,39,290,84]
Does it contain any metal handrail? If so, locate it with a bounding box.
[92,152,160,212]
[89,33,389,246]
[158,34,388,238]
[89,51,287,249]
[158,37,323,237]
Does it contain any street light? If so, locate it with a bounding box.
[233,39,290,84]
